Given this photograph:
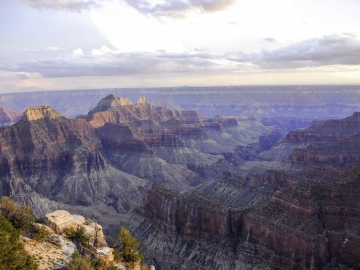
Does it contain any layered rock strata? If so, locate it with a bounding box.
[0,107,149,214]
[133,164,360,270]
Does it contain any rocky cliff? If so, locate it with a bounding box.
[0,95,283,215]
[131,164,360,270]
[0,107,149,214]
[285,112,360,167]
[77,95,281,189]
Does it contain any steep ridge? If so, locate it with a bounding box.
[0,106,149,214]
[78,95,281,187]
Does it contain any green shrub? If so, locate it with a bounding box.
[33,226,51,242]
[65,251,118,270]
[0,197,34,232]
[64,226,89,247]
[0,213,38,270]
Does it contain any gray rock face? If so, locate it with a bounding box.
[0,112,149,215]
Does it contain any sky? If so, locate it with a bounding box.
[0,0,360,93]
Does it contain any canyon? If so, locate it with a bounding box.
[0,90,359,269]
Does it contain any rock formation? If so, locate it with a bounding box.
[20,106,64,121]
[6,94,360,269]
[0,106,149,214]
[46,210,79,234]
[45,210,107,247]
[123,112,360,269]
[75,95,281,190]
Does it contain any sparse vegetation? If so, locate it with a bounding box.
[33,226,51,242]
[0,196,34,232]
[64,226,90,247]
[65,250,118,270]
[0,213,38,270]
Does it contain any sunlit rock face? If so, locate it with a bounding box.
[20,106,64,121]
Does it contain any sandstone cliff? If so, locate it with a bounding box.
[0,107,149,214]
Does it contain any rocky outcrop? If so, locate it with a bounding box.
[45,210,107,247]
[97,94,132,108]
[20,106,64,121]
[46,210,79,234]
[136,96,149,106]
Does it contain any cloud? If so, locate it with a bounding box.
[22,48,41,52]
[263,37,277,43]
[0,47,226,78]
[16,73,29,79]
[72,48,84,56]
[343,32,357,38]
[4,34,360,79]
[91,45,112,56]
[123,0,235,17]
[20,0,99,12]
[229,34,360,69]
[45,46,64,51]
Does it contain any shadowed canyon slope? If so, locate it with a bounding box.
[0,106,149,214]
[118,111,360,270]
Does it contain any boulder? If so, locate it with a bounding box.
[45,210,78,234]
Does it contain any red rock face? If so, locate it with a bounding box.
[0,107,150,213]
[81,95,204,129]
[139,183,240,243]
[139,165,360,270]
[0,113,101,189]
[290,133,360,167]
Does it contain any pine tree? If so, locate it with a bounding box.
[117,227,144,268]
